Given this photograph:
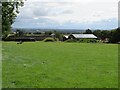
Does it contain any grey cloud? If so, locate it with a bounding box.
[22,2,73,17]
[15,16,58,25]
[33,7,49,16]
[62,10,73,14]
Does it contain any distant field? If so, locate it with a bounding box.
[2,42,118,88]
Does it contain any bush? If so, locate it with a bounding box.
[43,38,58,42]
[79,39,97,43]
[65,39,77,43]
[43,38,55,42]
[65,39,97,43]
[54,38,59,41]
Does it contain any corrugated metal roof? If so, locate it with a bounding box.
[72,34,97,39]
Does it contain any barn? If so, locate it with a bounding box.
[69,34,97,39]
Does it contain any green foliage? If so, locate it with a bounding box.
[43,37,57,42]
[53,31,60,38]
[15,30,24,37]
[44,31,64,41]
[84,29,93,34]
[109,28,120,43]
[53,31,63,41]
[65,39,97,43]
[101,30,111,40]
[65,39,77,42]
[79,39,97,43]
[2,42,118,88]
[93,29,120,43]
[45,31,52,36]
[2,1,24,39]
[93,30,110,40]
[93,30,102,39]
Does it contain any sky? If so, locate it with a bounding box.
[12,0,119,30]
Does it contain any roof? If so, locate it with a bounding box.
[63,35,69,38]
[51,33,55,36]
[71,34,97,39]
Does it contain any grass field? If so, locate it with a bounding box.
[2,42,118,88]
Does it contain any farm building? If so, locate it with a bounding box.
[69,34,97,39]
[63,35,69,41]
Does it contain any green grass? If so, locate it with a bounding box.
[2,42,118,88]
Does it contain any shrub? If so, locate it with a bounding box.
[79,39,97,43]
[65,39,77,43]
[43,38,55,42]
[54,38,59,41]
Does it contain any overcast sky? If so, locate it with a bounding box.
[12,0,119,30]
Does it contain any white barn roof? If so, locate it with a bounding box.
[63,35,69,38]
[72,34,97,39]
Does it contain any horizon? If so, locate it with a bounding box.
[12,28,116,30]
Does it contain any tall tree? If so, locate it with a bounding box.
[93,30,101,39]
[100,30,110,40]
[109,28,120,43]
[2,1,24,39]
[84,29,93,34]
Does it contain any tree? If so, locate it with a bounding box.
[53,30,63,41]
[2,1,24,39]
[45,31,52,36]
[93,30,101,39]
[109,28,120,43]
[100,30,110,40]
[84,29,93,34]
[93,30,111,40]
[15,29,24,36]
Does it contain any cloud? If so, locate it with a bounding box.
[12,18,117,29]
[12,0,118,29]
[27,0,119,3]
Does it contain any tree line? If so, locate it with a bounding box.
[84,28,120,43]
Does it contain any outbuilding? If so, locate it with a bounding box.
[63,35,69,41]
[69,34,97,39]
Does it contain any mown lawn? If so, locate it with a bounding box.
[2,42,118,88]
